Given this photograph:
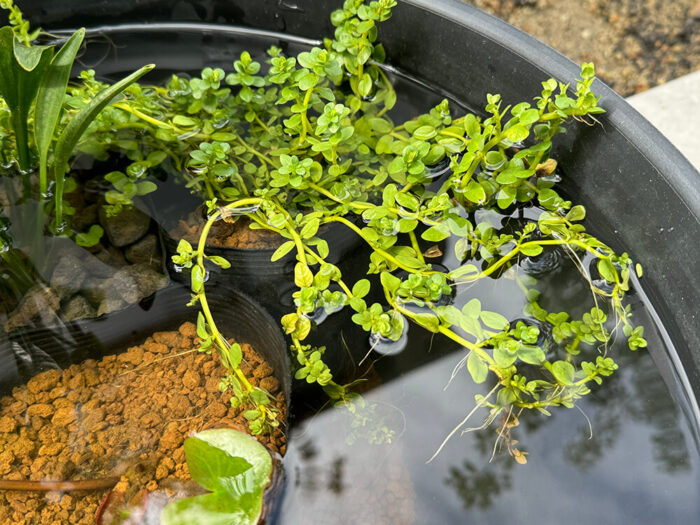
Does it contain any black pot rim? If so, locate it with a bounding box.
[1,284,293,415]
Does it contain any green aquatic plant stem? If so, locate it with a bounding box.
[454,239,604,283]
[299,88,314,145]
[324,215,434,274]
[385,291,496,369]
[193,198,270,420]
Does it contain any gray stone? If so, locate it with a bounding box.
[50,253,88,298]
[71,203,99,234]
[5,285,61,332]
[81,278,106,307]
[42,237,114,281]
[125,234,159,265]
[97,297,127,317]
[62,295,97,321]
[94,244,129,269]
[97,263,168,313]
[99,206,151,248]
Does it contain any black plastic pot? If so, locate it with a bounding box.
[0,284,292,407]
[147,175,360,310]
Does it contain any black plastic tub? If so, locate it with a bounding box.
[3,1,700,523]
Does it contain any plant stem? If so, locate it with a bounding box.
[325,215,434,274]
[409,230,425,264]
[193,198,266,415]
[299,88,314,145]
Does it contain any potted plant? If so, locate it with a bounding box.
[0,284,289,524]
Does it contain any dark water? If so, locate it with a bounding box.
[32,24,700,524]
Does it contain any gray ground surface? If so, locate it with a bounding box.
[464,0,700,96]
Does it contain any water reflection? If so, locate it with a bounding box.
[280,332,699,524]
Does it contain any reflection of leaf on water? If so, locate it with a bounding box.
[445,335,692,510]
[564,346,691,474]
[564,405,621,470]
[444,425,517,510]
[445,459,513,510]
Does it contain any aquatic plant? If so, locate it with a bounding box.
[161,429,274,525]
[0,0,153,303]
[0,0,648,459]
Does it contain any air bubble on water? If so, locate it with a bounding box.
[277,0,304,12]
[188,166,206,176]
[212,119,230,130]
[219,205,260,220]
[53,221,68,235]
[369,320,409,356]
[334,188,351,201]
[539,174,561,184]
[592,278,615,294]
[177,127,202,140]
[202,270,210,283]
[303,307,328,325]
[427,158,451,179]
[396,205,415,218]
[485,157,506,172]
[499,139,524,150]
[520,247,562,276]
[129,163,147,179]
[173,264,185,273]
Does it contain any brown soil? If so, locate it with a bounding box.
[171,212,285,250]
[464,0,700,96]
[0,322,286,524]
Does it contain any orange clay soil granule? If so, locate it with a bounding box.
[171,213,285,250]
[0,321,286,525]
